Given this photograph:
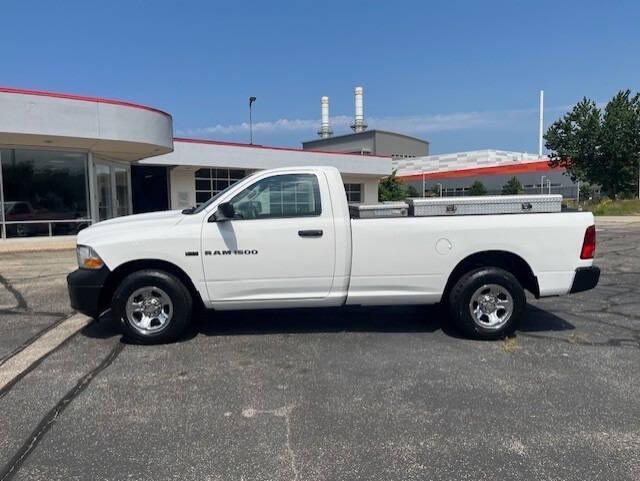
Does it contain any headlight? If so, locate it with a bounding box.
[77,245,104,270]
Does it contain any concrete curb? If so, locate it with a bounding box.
[0,236,76,254]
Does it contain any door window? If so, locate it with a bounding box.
[114,166,130,217]
[229,174,321,220]
[96,164,113,221]
[95,162,131,221]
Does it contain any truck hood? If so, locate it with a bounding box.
[77,210,185,245]
[93,210,183,227]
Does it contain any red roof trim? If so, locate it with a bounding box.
[174,137,391,158]
[398,160,559,181]
[0,86,172,118]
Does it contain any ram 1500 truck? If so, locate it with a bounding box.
[67,166,599,343]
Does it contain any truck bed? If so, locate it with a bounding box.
[349,195,562,218]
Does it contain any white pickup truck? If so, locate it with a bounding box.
[67,166,599,343]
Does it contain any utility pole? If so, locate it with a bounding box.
[538,90,544,158]
[249,96,257,144]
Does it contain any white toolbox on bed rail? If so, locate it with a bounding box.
[349,202,409,218]
[406,195,563,217]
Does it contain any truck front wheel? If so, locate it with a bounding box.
[447,267,526,339]
[112,269,193,344]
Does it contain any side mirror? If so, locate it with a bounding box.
[213,202,235,221]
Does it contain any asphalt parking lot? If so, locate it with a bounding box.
[0,220,639,481]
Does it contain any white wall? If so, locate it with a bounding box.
[169,168,380,209]
[147,139,391,177]
[169,166,199,210]
[342,174,379,204]
[0,89,173,161]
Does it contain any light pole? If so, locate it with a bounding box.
[540,175,546,195]
[249,96,257,144]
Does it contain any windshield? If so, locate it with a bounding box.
[189,171,259,214]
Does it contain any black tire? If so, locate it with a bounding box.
[447,267,526,340]
[112,269,192,344]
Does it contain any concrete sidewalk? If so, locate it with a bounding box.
[596,215,640,225]
[0,235,76,254]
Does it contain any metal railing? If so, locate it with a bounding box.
[1,218,92,239]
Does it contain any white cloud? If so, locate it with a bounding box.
[177,105,572,138]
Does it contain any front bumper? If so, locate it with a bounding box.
[570,266,600,294]
[67,266,110,318]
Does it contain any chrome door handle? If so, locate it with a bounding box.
[298,229,323,237]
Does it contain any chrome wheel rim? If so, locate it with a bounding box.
[125,286,173,334]
[469,284,514,330]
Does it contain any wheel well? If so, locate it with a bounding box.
[443,251,539,300]
[99,259,204,313]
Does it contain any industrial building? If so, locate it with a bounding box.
[302,87,429,159]
[0,86,390,239]
[303,129,429,159]
[395,150,577,197]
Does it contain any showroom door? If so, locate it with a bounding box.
[95,162,132,221]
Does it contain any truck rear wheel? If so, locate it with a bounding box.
[447,267,525,339]
[112,269,192,344]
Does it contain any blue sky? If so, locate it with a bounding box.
[1,0,638,153]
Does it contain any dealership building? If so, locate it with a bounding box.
[0,87,390,239]
[0,85,579,240]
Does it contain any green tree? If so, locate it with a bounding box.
[501,176,524,195]
[406,184,420,197]
[378,170,408,202]
[469,180,487,196]
[579,182,594,201]
[545,90,640,199]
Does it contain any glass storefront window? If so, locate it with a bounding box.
[194,168,246,206]
[344,183,363,203]
[1,149,90,237]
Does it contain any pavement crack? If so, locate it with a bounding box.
[0,273,28,311]
[0,341,125,481]
[0,313,74,368]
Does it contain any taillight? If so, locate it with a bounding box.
[580,225,596,259]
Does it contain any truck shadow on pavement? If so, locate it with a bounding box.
[82,304,574,343]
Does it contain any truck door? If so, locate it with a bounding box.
[201,172,336,306]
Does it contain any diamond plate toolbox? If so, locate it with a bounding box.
[406,195,562,217]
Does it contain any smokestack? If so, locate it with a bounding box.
[318,96,333,138]
[351,86,367,132]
